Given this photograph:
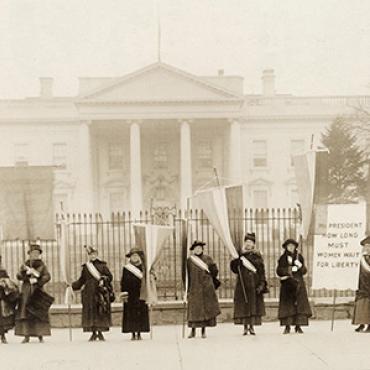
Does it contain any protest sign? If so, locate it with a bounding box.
[312,203,366,290]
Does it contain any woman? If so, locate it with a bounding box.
[353,236,370,333]
[15,243,52,343]
[72,245,114,342]
[230,232,268,335]
[0,262,19,344]
[187,240,221,339]
[120,248,150,340]
[276,238,312,334]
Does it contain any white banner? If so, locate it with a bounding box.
[312,203,366,290]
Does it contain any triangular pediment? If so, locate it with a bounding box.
[79,63,242,103]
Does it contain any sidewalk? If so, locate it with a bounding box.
[1,320,369,370]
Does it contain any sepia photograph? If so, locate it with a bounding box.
[0,0,370,369]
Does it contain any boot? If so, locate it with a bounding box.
[1,334,7,344]
[283,325,290,334]
[21,336,30,344]
[295,325,303,334]
[131,333,136,341]
[243,324,248,336]
[136,332,142,340]
[355,324,365,333]
[38,336,44,343]
[97,331,105,341]
[88,331,97,342]
[248,325,256,335]
[188,328,196,339]
[364,325,370,333]
[201,327,207,339]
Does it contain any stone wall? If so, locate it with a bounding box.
[50,299,355,328]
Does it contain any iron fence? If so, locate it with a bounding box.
[0,208,354,304]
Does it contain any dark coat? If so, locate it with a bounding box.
[230,251,268,322]
[355,256,370,301]
[72,259,113,332]
[120,265,150,333]
[187,254,221,324]
[16,259,51,322]
[15,259,52,336]
[0,276,19,334]
[276,251,312,320]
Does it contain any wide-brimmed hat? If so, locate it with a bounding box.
[244,232,256,243]
[126,248,144,258]
[282,238,299,249]
[28,243,42,254]
[190,240,206,251]
[84,245,98,255]
[360,236,370,246]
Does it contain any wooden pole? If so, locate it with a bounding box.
[150,304,153,340]
[331,289,337,332]
[182,196,190,339]
[68,298,72,342]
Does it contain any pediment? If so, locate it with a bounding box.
[248,178,273,187]
[79,63,242,103]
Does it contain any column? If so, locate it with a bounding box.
[228,118,242,182]
[130,120,143,218]
[180,120,192,210]
[77,121,94,213]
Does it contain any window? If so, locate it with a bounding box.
[252,140,267,168]
[52,143,67,169]
[14,143,29,166]
[154,143,168,169]
[253,190,268,208]
[108,143,124,170]
[290,139,305,166]
[109,192,124,212]
[198,141,213,168]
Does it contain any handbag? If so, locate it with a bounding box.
[26,288,54,321]
[212,276,221,290]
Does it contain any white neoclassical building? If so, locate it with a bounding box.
[0,62,368,216]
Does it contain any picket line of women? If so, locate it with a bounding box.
[0,234,370,344]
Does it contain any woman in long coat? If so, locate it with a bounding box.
[15,244,52,343]
[276,239,312,334]
[0,265,19,344]
[230,232,268,335]
[353,236,370,333]
[72,245,113,342]
[120,248,150,340]
[187,240,221,339]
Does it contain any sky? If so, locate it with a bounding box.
[0,0,370,98]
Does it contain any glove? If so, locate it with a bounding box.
[119,292,129,302]
[256,285,263,294]
[294,260,303,269]
[292,266,298,273]
[29,277,38,285]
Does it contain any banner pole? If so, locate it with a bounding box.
[331,289,337,332]
[68,299,72,342]
[182,196,191,339]
[150,304,153,340]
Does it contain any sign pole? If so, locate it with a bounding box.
[331,289,337,332]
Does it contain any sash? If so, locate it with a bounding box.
[125,263,143,280]
[86,261,102,281]
[240,256,257,273]
[190,255,210,273]
[361,256,370,274]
